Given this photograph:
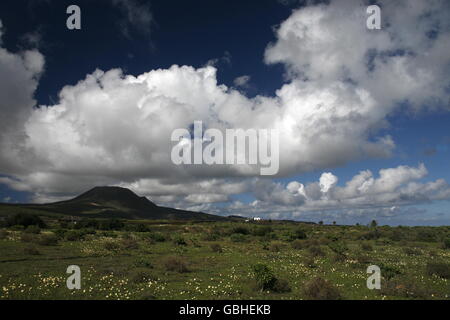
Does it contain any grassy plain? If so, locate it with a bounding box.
[0,218,449,300]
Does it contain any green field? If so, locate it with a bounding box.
[0,216,449,300]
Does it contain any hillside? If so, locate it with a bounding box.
[0,186,225,221]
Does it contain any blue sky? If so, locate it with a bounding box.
[0,0,449,225]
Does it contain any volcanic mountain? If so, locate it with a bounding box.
[0,186,226,221]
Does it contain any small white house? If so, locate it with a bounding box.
[253,217,262,221]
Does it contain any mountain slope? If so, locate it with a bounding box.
[0,187,226,221]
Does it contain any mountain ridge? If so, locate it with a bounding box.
[0,186,226,221]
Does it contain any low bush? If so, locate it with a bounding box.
[53,229,67,240]
[378,263,402,280]
[308,246,325,257]
[304,257,317,268]
[403,247,422,256]
[125,223,149,233]
[354,252,371,265]
[173,236,187,246]
[140,292,158,300]
[65,230,86,241]
[23,246,40,255]
[360,242,373,251]
[389,229,405,241]
[24,225,41,234]
[164,256,189,273]
[442,238,450,249]
[201,231,219,241]
[291,239,306,250]
[426,262,450,279]
[37,234,58,246]
[121,237,139,250]
[268,241,284,252]
[130,269,155,284]
[272,278,291,293]
[0,229,8,240]
[333,253,347,263]
[415,230,436,242]
[231,226,249,235]
[6,213,46,228]
[359,230,381,240]
[293,228,307,240]
[230,233,247,242]
[20,233,35,243]
[302,278,342,300]
[133,258,153,268]
[328,241,348,256]
[98,219,125,231]
[252,264,276,291]
[103,240,121,251]
[252,226,273,237]
[210,243,223,253]
[147,232,167,242]
[381,278,433,299]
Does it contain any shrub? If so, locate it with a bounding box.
[285,228,308,241]
[317,237,331,245]
[381,278,432,299]
[293,228,307,240]
[100,231,117,238]
[99,219,124,231]
[328,241,348,256]
[201,231,219,241]
[173,236,187,246]
[268,241,284,252]
[360,242,373,251]
[231,226,249,235]
[403,247,421,256]
[53,229,67,240]
[23,246,40,255]
[147,232,167,242]
[426,262,450,279]
[131,269,155,284]
[140,292,158,300]
[164,256,189,273]
[354,251,372,264]
[20,233,35,243]
[252,226,273,237]
[333,253,347,263]
[133,258,153,268]
[210,243,223,253]
[103,240,121,251]
[415,230,435,242]
[38,234,58,246]
[0,229,8,240]
[304,257,317,268]
[302,278,342,300]
[6,213,45,228]
[308,246,325,257]
[389,229,405,241]
[126,223,149,233]
[24,225,41,234]
[65,230,85,241]
[442,238,450,249]
[291,239,305,250]
[121,237,139,250]
[378,263,402,280]
[272,278,291,293]
[252,264,276,291]
[230,233,247,242]
[360,230,381,240]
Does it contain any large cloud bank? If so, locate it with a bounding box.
[0,0,449,220]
